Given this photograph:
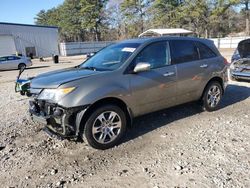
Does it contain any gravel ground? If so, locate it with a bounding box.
[0,58,249,188]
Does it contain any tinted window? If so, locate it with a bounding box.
[134,41,170,69]
[0,57,7,62]
[7,56,15,61]
[170,40,199,64]
[196,42,216,59]
[7,56,20,61]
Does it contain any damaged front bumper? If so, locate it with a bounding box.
[230,59,250,81]
[29,99,89,138]
[231,71,250,80]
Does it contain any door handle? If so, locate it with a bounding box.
[163,72,175,77]
[200,64,208,68]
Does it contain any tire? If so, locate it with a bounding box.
[201,81,223,112]
[18,63,26,70]
[84,105,127,150]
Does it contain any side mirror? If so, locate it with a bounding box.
[133,62,151,73]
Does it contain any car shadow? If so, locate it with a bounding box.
[123,84,250,143]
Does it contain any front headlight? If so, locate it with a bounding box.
[38,87,75,101]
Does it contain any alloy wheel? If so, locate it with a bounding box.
[207,85,221,108]
[92,111,122,144]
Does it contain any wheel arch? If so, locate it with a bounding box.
[76,97,133,138]
[201,76,224,99]
[18,63,26,69]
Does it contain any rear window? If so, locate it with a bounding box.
[196,42,216,59]
[170,40,199,64]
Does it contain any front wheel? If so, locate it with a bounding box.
[84,105,127,150]
[18,63,26,70]
[202,81,223,112]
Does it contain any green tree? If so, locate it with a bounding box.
[121,0,151,38]
[150,0,183,28]
[35,10,48,25]
[35,0,250,41]
[35,0,109,41]
[80,0,109,41]
[59,0,84,41]
[178,0,209,37]
[35,7,62,26]
[35,2,83,42]
[208,0,239,37]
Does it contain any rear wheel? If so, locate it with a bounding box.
[84,105,127,149]
[202,81,223,112]
[18,63,26,70]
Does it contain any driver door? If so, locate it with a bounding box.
[128,41,177,116]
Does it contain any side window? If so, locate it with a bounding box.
[14,56,21,60]
[0,57,7,62]
[134,41,170,69]
[7,56,15,61]
[170,40,199,64]
[7,56,21,61]
[196,42,217,59]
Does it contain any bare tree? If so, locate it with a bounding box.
[241,0,250,35]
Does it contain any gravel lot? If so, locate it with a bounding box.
[0,57,249,188]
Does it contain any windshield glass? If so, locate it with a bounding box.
[80,42,141,71]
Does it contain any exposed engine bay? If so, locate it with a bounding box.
[230,39,250,81]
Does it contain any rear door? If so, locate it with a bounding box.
[169,40,204,104]
[195,41,218,80]
[7,56,20,69]
[129,41,177,116]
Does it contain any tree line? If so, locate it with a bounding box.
[35,0,250,42]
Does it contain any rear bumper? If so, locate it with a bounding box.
[29,100,89,138]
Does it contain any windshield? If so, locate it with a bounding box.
[80,42,141,71]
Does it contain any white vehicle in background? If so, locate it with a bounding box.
[0,55,32,70]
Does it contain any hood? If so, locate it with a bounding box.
[238,39,250,58]
[31,67,102,89]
